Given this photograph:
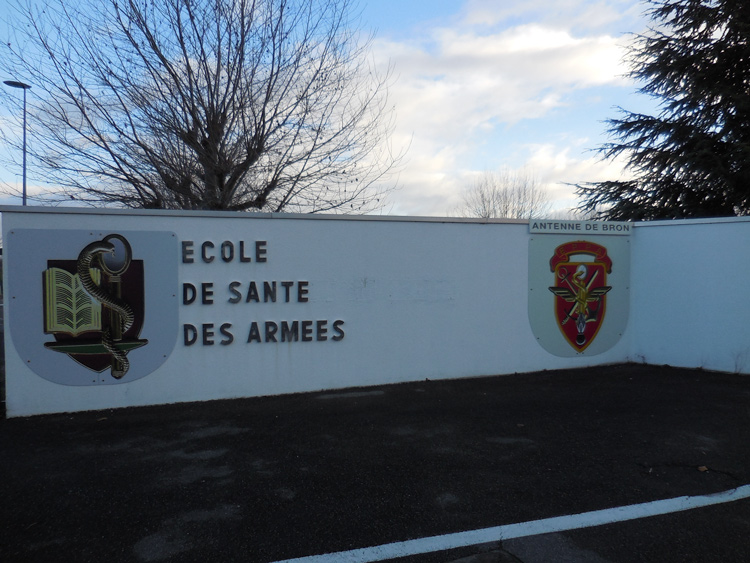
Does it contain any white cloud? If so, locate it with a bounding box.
[373,0,644,216]
[377,25,627,135]
[460,0,644,34]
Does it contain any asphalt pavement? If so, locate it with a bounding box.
[2,363,750,562]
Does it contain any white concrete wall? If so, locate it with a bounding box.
[4,209,749,417]
[2,208,630,416]
[630,217,750,374]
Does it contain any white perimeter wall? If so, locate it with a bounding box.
[630,217,750,373]
[3,209,749,416]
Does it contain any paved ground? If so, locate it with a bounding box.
[2,363,750,562]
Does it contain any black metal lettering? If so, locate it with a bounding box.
[182,241,194,263]
[247,322,261,343]
[316,320,328,341]
[281,281,294,302]
[298,281,309,303]
[301,320,313,342]
[183,283,196,305]
[332,320,345,341]
[281,321,299,342]
[202,323,215,345]
[256,240,267,262]
[201,241,215,263]
[264,281,277,303]
[227,281,242,304]
[183,324,198,345]
[265,321,278,343]
[239,241,252,263]
[201,282,214,305]
[220,241,234,262]
[246,281,260,303]
[219,323,234,345]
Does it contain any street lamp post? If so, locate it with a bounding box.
[3,80,32,206]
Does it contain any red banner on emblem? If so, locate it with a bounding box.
[549,240,612,273]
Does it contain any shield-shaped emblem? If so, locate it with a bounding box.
[6,228,178,385]
[43,234,148,378]
[548,241,612,352]
[529,223,630,357]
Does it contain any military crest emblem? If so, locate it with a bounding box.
[5,228,178,385]
[548,241,611,352]
[43,234,147,378]
[528,221,630,357]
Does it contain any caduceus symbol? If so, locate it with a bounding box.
[76,235,135,378]
[549,264,611,347]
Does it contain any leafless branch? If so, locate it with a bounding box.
[0,0,401,212]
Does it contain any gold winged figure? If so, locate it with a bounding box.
[549,264,611,346]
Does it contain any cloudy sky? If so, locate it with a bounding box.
[0,0,656,216]
[358,0,655,216]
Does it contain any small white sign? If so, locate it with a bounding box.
[529,220,632,236]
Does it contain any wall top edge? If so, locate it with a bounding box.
[634,216,750,227]
[0,205,529,226]
[4,206,747,228]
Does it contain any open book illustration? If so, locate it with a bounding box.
[44,267,103,336]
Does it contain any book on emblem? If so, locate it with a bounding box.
[44,267,103,335]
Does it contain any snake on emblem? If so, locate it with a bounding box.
[76,237,135,378]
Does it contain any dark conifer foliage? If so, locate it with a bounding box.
[577,0,750,220]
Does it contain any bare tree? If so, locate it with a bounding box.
[0,0,398,212]
[455,169,551,219]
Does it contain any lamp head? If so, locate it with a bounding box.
[4,80,31,90]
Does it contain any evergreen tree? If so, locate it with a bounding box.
[577,0,750,220]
